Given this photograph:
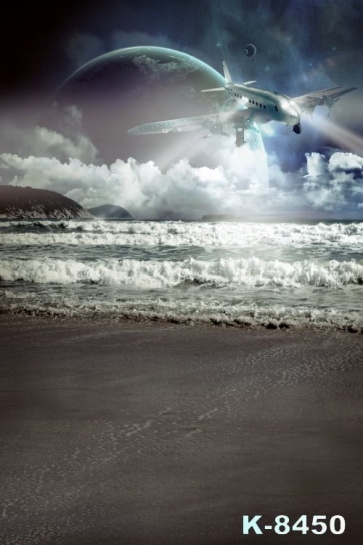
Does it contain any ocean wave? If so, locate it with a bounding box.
[1,296,362,331]
[1,221,362,247]
[1,257,362,288]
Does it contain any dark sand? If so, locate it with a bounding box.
[0,316,362,544]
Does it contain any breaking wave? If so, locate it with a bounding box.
[1,293,362,331]
[1,219,362,332]
[1,220,363,247]
[1,257,362,288]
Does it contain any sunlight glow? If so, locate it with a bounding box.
[260,124,275,136]
[306,112,363,156]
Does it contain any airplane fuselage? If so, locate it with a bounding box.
[226,83,301,128]
[129,59,356,147]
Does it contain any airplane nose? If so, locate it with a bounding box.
[288,100,301,123]
[293,106,301,122]
[289,108,300,125]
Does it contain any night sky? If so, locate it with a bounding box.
[2,0,363,96]
[1,0,363,217]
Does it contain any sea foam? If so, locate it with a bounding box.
[1,257,362,288]
[0,221,363,247]
[1,291,362,331]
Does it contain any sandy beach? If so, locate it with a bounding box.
[0,316,362,544]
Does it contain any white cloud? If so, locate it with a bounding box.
[305,152,328,178]
[303,151,363,211]
[1,146,362,218]
[0,142,270,218]
[2,106,98,164]
[328,151,363,172]
[8,126,97,164]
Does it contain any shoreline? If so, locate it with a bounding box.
[1,307,363,334]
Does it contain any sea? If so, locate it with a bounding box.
[0,219,363,331]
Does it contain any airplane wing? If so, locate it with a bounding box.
[293,86,357,114]
[128,110,250,136]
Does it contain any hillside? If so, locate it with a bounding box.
[0,186,92,219]
[88,204,133,219]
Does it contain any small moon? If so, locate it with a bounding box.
[243,44,257,58]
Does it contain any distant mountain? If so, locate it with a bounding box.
[0,185,92,219]
[88,204,133,219]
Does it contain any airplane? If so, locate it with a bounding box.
[128,61,357,147]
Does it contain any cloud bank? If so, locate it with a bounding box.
[1,106,98,164]
[304,151,363,211]
[1,137,362,218]
[0,144,266,218]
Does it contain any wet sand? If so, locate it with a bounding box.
[0,316,362,544]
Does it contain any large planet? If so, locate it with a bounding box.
[49,46,265,168]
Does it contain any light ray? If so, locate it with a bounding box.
[306,112,363,156]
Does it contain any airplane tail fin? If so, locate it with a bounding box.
[201,60,233,93]
[222,61,232,84]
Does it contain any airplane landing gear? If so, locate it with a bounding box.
[235,127,246,147]
[293,122,302,134]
